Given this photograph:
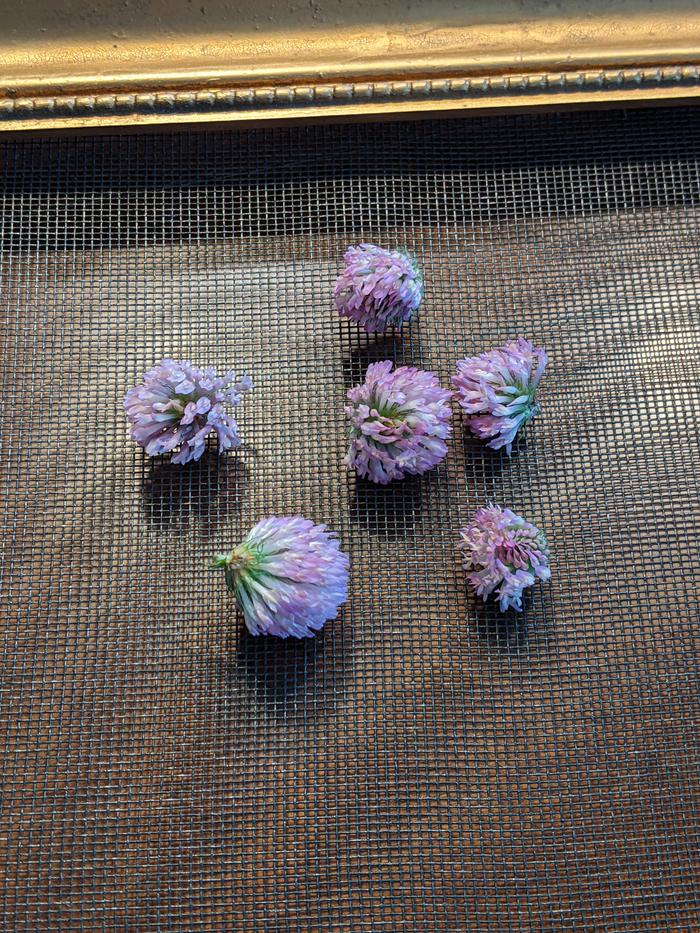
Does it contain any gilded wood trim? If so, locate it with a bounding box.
[2,3,700,131]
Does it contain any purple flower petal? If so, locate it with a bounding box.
[334,243,423,333]
[459,504,551,612]
[345,361,452,484]
[212,516,350,638]
[452,338,547,455]
[124,358,252,465]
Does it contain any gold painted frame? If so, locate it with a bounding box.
[2,0,700,132]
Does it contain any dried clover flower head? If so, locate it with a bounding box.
[452,338,547,455]
[459,504,551,612]
[334,243,423,333]
[345,361,452,484]
[124,359,252,465]
[212,516,350,638]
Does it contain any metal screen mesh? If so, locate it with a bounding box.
[1,106,699,932]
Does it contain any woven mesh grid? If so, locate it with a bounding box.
[0,106,699,931]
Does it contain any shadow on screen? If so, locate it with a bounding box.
[141,450,250,538]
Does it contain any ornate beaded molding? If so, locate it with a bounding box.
[2,64,700,129]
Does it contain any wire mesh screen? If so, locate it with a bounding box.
[1,106,699,932]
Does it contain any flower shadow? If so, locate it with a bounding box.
[458,414,537,478]
[230,624,352,719]
[141,451,249,538]
[342,334,420,389]
[460,428,510,479]
[470,596,531,654]
[349,474,424,540]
